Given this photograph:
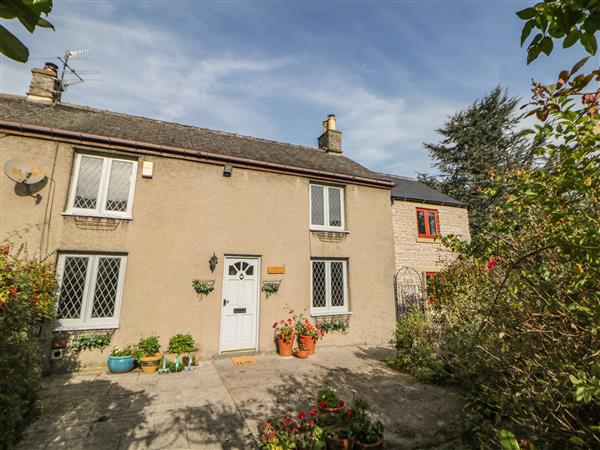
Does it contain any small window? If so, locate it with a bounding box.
[55,254,127,330]
[416,208,440,238]
[311,259,348,314]
[310,184,345,231]
[66,154,137,218]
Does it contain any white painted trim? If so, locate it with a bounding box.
[309,259,349,315]
[219,256,261,354]
[309,183,345,232]
[54,253,127,330]
[65,153,137,220]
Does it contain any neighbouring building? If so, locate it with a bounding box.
[0,64,469,369]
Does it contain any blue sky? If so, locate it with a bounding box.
[0,1,588,176]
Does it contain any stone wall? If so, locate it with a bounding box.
[391,199,470,274]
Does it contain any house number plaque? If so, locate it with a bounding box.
[267,266,285,274]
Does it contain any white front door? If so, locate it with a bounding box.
[220,257,259,352]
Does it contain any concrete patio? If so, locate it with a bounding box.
[18,346,464,449]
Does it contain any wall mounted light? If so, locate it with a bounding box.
[223,165,233,177]
[209,253,218,272]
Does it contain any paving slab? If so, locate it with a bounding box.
[19,345,463,449]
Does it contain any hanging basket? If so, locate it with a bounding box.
[192,279,215,297]
[262,280,282,299]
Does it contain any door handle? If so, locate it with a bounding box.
[223,299,229,306]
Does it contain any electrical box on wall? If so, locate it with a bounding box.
[142,161,154,178]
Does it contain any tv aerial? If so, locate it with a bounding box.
[55,49,101,101]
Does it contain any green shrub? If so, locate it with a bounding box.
[137,336,160,356]
[167,333,196,354]
[0,245,57,449]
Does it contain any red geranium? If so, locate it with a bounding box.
[309,408,318,416]
[487,256,498,271]
[297,411,306,420]
[319,401,328,408]
[347,409,353,417]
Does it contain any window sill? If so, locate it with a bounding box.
[53,323,119,332]
[310,311,352,317]
[62,212,133,221]
[416,236,441,243]
[309,228,349,234]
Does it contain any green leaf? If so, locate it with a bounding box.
[527,45,543,64]
[25,0,53,15]
[521,19,536,46]
[498,429,521,450]
[581,32,598,55]
[540,36,554,55]
[12,1,39,33]
[569,436,585,446]
[0,24,29,62]
[36,17,53,30]
[563,29,581,48]
[0,3,18,19]
[516,7,537,20]
[571,56,591,74]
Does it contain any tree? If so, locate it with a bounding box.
[419,87,532,235]
[0,0,54,63]
[517,0,599,64]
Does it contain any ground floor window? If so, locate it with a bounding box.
[311,259,348,315]
[55,253,127,330]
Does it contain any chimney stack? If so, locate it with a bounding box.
[26,62,60,104]
[318,114,342,154]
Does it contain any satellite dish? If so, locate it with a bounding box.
[3,159,46,185]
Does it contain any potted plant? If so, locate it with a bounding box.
[166,333,197,366]
[350,398,384,449]
[107,345,135,373]
[317,386,347,413]
[137,335,161,374]
[259,411,325,449]
[294,313,324,355]
[273,318,294,357]
[322,409,355,450]
[295,340,310,359]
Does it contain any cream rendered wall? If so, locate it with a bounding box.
[0,135,397,367]
[391,199,470,274]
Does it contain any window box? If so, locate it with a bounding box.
[416,207,440,239]
[65,153,137,219]
[54,253,127,330]
[310,184,345,232]
[310,259,349,315]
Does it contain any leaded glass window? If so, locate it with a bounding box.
[310,184,345,231]
[311,259,348,313]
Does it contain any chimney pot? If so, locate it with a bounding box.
[27,63,60,104]
[318,114,342,154]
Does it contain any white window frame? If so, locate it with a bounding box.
[54,253,127,330]
[310,259,349,315]
[65,153,138,219]
[309,183,345,232]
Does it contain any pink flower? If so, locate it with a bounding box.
[287,318,292,323]
[487,256,497,271]
[272,322,278,328]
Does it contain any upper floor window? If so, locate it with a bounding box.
[55,253,127,330]
[66,153,137,218]
[311,259,348,315]
[416,208,439,238]
[310,184,345,231]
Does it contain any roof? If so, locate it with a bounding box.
[0,94,391,186]
[378,173,463,207]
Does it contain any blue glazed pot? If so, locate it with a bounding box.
[107,355,134,373]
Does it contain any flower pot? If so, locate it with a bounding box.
[276,336,294,357]
[298,335,316,354]
[107,355,134,373]
[319,399,348,414]
[355,436,384,450]
[326,437,354,450]
[140,353,162,374]
[295,348,310,359]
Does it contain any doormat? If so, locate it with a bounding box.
[231,356,255,366]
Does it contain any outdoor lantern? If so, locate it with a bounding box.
[209,253,218,272]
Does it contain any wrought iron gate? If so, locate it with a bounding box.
[394,267,425,318]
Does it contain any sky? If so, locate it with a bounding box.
[0,1,589,177]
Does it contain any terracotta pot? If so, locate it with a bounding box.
[355,435,384,450]
[319,399,348,413]
[326,437,354,450]
[295,348,310,359]
[277,336,294,357]
[140,353,162,374]
[298,335,316,354]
